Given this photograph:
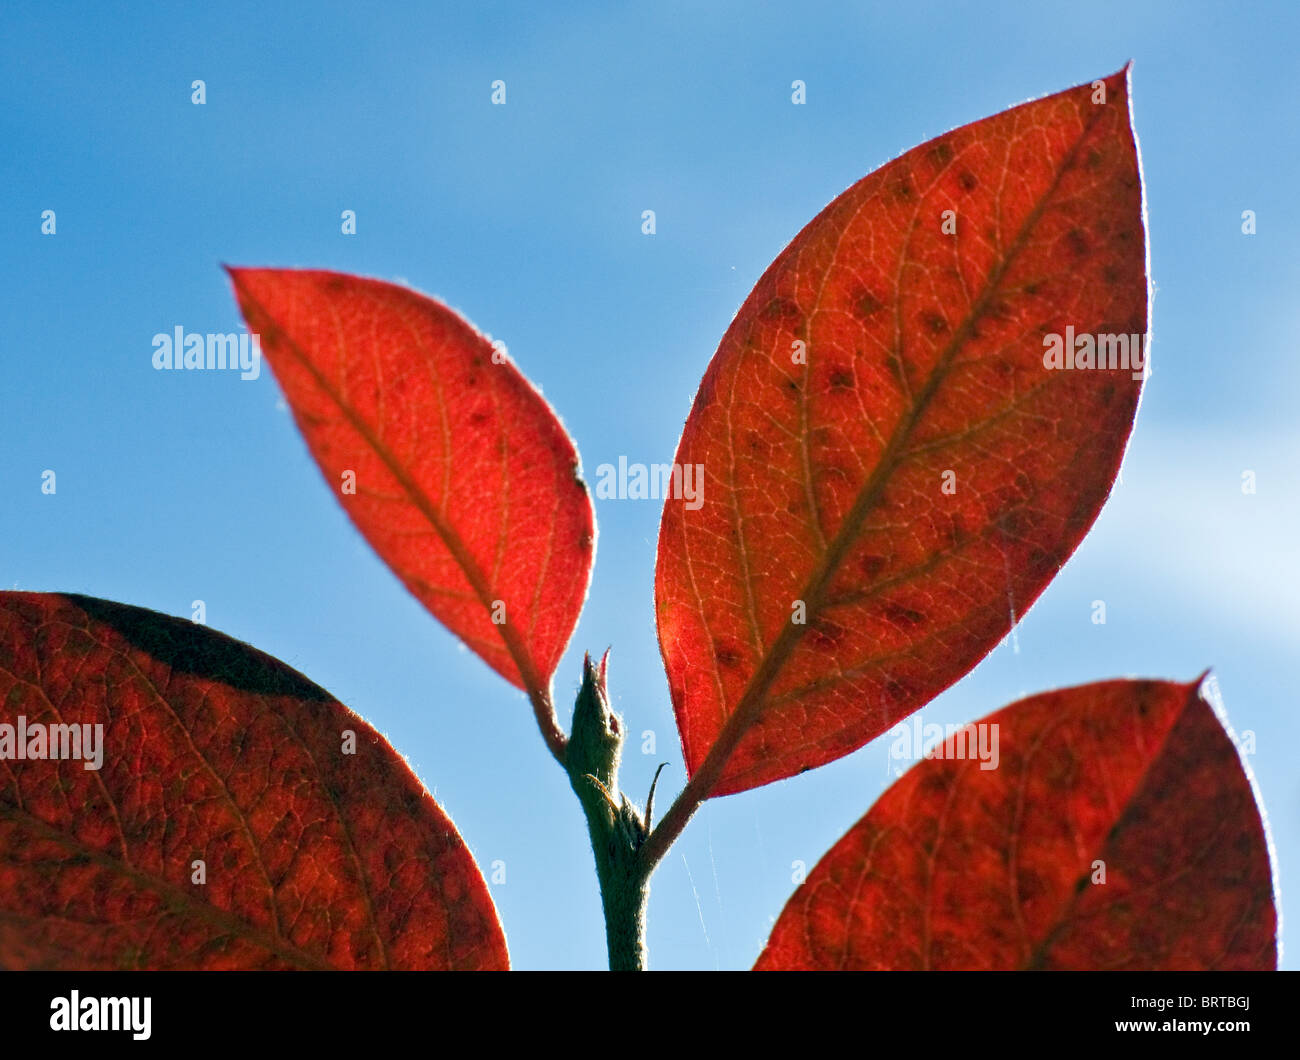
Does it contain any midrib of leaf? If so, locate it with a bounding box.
[233,281,547,699]
[689,98,1116,795]
[0,802,336,970]
[1018,681,1210,970]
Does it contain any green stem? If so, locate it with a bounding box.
[595,848,649,972]
[565,651,651,971]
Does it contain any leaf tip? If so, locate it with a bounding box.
[1188,667,1215,701]
[223,264,255,296]
[1098,62,1133,95]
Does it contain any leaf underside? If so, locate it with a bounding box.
[656,67,1149,796]
[756,678,1277,970]
[0,592,508,970]
[228,268,595,694]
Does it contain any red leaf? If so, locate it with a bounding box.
[656,68,1148,796]
[227,268,594,697]
[756,678,1277,970]
[0,593,508,970]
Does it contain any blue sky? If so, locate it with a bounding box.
[1,1,1295,970]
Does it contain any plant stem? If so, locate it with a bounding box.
[599,868,649,971]
[528,685,568,767]
[565,651,650,970]
[635,766,707,876]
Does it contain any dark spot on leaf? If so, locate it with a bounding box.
[1001,508,1036,537]
[762,296,802,323]
[856,289,884,318]
[884,602,925,628]
[929,140,955,166]
[1017,869,1046,901]
[921,310,948,335]
[828,367,854,389]
[861,553,888,578]
[696,368,717,407]
[1048,745,1080,786]
[984,298,1013,322]
[885,349,907,382]
[959,170,978,191]
[713,639,744,668]
[809,618,845,650]
[921,769,950,793]
[1067,228,1089,256]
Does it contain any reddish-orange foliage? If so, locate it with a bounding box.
[657,68,1147,796]
[228,268,594,694]
[756,679,1276,970]
[0,593,508,970]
